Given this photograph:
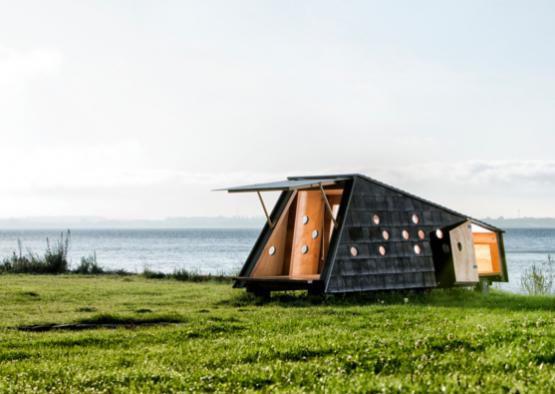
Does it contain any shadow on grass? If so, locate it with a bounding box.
[220,288,555,312]
[16,312,186,332]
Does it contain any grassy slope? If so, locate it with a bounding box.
[1,276,555,393]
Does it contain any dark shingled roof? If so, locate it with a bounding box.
[286,174,503,233]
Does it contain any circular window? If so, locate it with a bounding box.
[457,242,463,252]
[414,244,422,255]
[402,230,410,240]
[418,230,426,240]
[302,215,309,225]
[268,246,276,256]
[378,245,387,256]
[301,244,309,254]
[372,214,380,225]
[350,246,359,257]
[435,229,444,239]
[311,230,319,239]
[382,230,390,241]
[411,214,420,225]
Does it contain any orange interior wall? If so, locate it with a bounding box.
[472,232,502,275]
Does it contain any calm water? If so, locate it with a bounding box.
[0,228,553,293]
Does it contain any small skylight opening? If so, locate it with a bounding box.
[411,214,420,225]
[414,244,422,255]
[435,229,444,239]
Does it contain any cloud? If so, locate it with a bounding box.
[0,46,62,85]
[0,140,293,193]
[373,160,555,188]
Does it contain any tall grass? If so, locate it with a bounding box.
[142,267,232,282]
[74,252,104,274]
[0,231,70,274]
[521,254,554,295]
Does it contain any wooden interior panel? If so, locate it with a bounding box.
[473,232,501,275]
[289,190,325,277]
[474,244,493,272]
[251,192,297,277]
[449,221,479,284]
[249,187,343,280]
[321,194,342,272]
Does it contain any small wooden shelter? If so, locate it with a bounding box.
[219,174,508,296]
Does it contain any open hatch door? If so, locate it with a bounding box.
[449,221,479,284]
[219,178,348,284]
[432,221,479,287]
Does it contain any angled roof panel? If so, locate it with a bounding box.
[217,177,349,193]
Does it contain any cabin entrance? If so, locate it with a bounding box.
[431,221,504,286]
[250,187,343,280]
[431,221,479,286]
[472,226,503,277]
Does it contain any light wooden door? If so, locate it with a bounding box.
[289,190,324,277]
[449,221,479,284]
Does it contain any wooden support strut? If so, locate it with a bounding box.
[256,191,274,229]
[319,184,338,229]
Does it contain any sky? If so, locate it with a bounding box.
[1,0,555,220]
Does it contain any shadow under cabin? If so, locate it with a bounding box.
[218,174,508,296]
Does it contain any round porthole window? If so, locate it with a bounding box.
[418,230,426,240]
[372,214,380,225]
[402,230,410,240]
[350,246,359,257]
[457,242,463,252]
[378,245,387,256]
[411,214,420,225]
[382,230,390,241]
[435,229,444,239]
[301,244,309,254]
[311,230,319,239]
[414,244,422,255]
[268,246,276,256]
[302,215,309,225]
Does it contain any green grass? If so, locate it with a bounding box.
[1,276,555,392]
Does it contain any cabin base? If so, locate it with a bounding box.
[240,276,324,296]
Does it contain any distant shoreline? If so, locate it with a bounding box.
[1,216,555,229]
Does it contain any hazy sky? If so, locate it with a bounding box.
[1,1,555,219]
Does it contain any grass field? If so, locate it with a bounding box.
[1,276,555,393]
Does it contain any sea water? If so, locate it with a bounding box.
[0,228,553,294]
